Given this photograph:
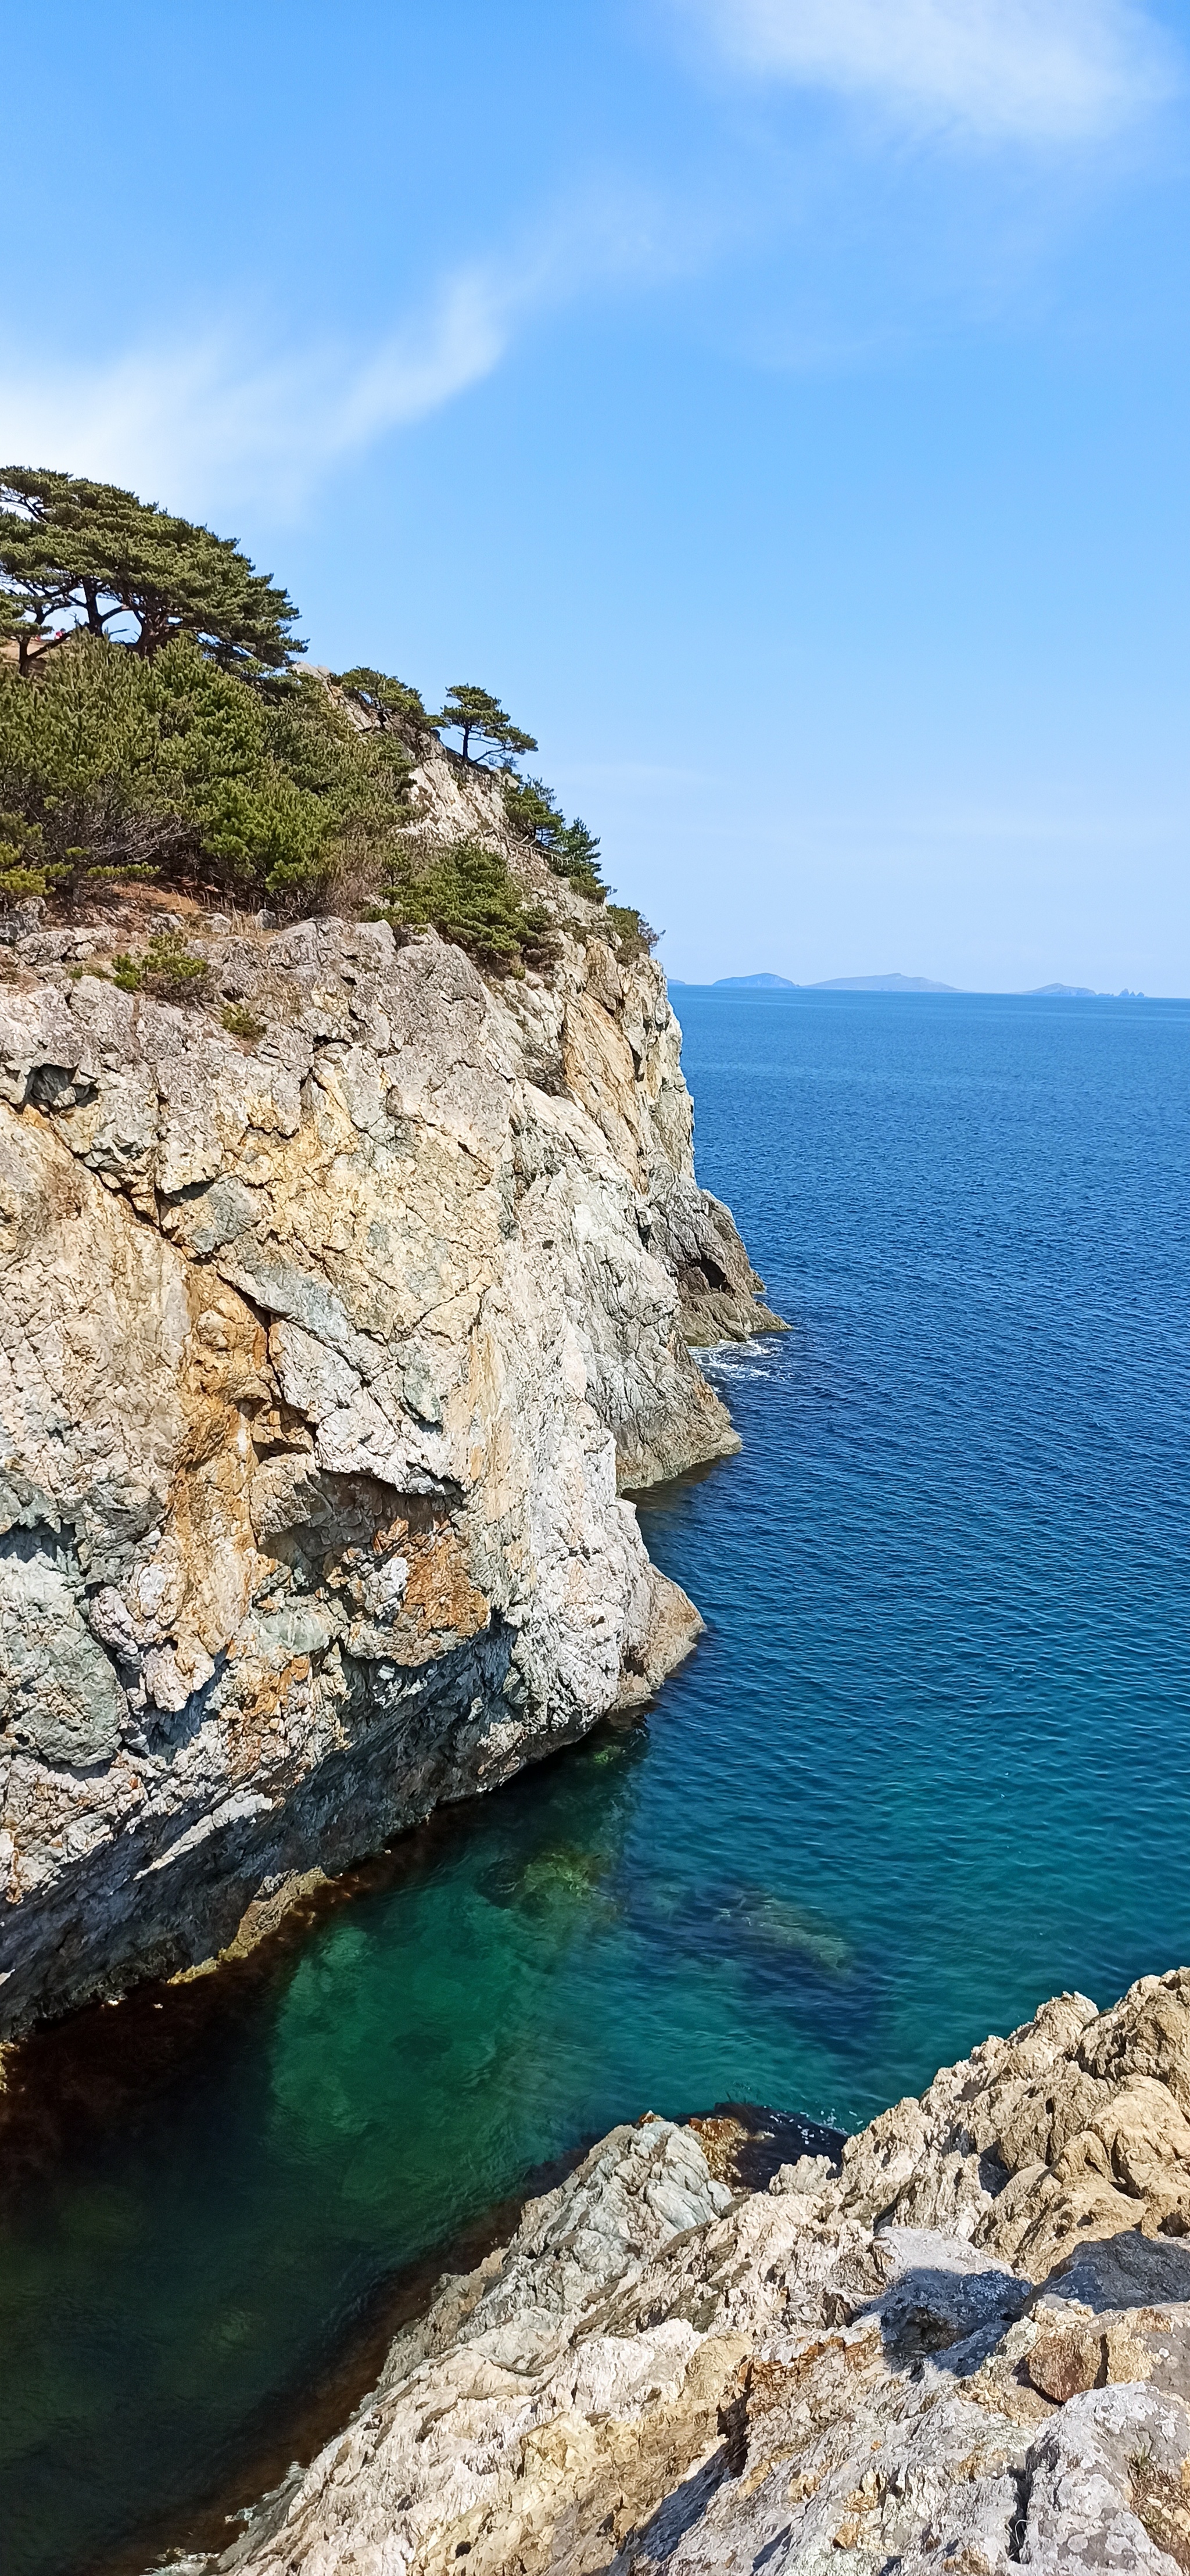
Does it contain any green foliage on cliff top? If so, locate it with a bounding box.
[370,836,551,975]
[0,470,638,980]
[605,904,659,958]
[431,683,536,768]
[334,667,433,735]
[501,773,606,902]
[0,467,300,671]
[0,633,410,908]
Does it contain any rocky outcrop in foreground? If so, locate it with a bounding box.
[0,743,778,2033]
[205,1968,1190,2575]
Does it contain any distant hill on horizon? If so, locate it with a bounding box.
[672,972,1156,999]
[672,970,960,993]
[811,973,958,993]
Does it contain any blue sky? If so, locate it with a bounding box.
[3,0,1187,990]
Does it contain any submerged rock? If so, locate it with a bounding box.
[198,1965,1190,2575]
[477,1843,612,1918]
[696,1881,852,1975]
[0,746,780,2035]
[626,1875,854,1984]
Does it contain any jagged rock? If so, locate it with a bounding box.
[203,1967,1190,2576]
[0,751,778,2032]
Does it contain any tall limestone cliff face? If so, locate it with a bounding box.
[0,743,778,2034]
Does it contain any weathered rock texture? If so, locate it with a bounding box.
[0,741,778,2035]
[203,1966,1190,2576]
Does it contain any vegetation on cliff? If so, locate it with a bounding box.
[0,467,655,972]
[0,466,300,671]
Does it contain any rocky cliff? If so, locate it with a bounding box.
[202,1966,1190,2576]
[0,740,778,2035]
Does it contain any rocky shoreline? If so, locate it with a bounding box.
[0,736,779,2035]
[171,1966,1190,2576]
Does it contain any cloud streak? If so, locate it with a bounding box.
[0,267,515,520]
[682,0,1181,139]
[0,12,1177,529]
[0,174,698,521]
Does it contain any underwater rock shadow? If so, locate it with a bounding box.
[618,1873,888,2056]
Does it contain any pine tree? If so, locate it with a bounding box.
[430,683,536,766]
[0,468,302,671]
[503,774,605,901]
[335,667,430,733]
[551,816,605,900]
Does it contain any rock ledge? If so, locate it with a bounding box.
[202,1967,1190,2575]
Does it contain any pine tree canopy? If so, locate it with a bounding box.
[503,774,605,901]
[335,668,431,731]
[0,467,302,672]
[431,683,537,766]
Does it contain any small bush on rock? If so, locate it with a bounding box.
[113,931,211,1002]
[605,904,658,959]
[221,1001,266,1042]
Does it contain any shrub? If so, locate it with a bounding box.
[334,668,431,739]
[502,774,606,903]
[0,812,49,905]
[0,636,413,915]
[549,819,605,902]
[372,836,551,975]
[605,904,659,958]
[221,1001,266,1042]
[113,931,211,1002]
[0,642,185,905]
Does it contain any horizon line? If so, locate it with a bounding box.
[666,978,1167,998]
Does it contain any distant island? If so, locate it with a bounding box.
[694,972,959,993]
[672,973,1148,998]
[811,973,958,993]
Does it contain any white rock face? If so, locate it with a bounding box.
[0,789,779,2032]
[206,1968,1190,2576]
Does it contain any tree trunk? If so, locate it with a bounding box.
[17,615,49,676]
[131,596,169,656]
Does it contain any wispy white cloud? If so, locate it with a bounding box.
[0,6,1175,529]
[0,267,515,518]
[680,0,1182,140]
[0,174,700,520]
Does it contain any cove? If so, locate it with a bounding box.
[2,987,1189,2576]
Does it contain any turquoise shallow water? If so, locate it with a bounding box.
[3,987,1189,2574]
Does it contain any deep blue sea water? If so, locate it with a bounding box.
[3,988,1189,2575]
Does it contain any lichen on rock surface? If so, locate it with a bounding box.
[195,1966,1190,2576]
[0,743,779,2033]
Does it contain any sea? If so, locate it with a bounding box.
[3,986,1189,2575]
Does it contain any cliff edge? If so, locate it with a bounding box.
[0,739,779,2034]
[203,1965,1190,2576]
